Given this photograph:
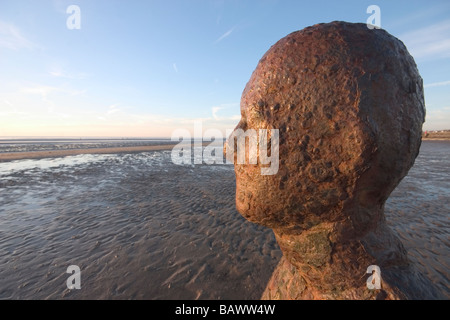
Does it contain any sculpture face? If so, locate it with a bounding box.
[229,22,425,234]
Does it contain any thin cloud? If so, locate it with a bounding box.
[20,84,86,107]
[386,3,450,29]
[424,80,450,88]
[0,20,36,50]
[212,106,223,120]
[214,26,236,44]
[424,108,450,130]
[107,104,121,115]
[21,85,59,98]
[3,100,13,107]
[49,71,65,77]
[48,70,90,80]
[400,20,450,59]
[173,63,178,73]
[211,103,240,121]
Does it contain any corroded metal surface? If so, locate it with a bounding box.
[230,21,443,299]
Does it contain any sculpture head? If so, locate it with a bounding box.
[228,21,425,236]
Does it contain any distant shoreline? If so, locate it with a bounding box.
[0,144,178,162]
[0,137,446,163]
[0,141,217,162]
[422,138,450,141]
[423,132,450,141]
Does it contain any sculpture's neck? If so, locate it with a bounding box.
[269,219,410,299]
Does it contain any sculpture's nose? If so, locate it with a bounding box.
[223,118,247,161]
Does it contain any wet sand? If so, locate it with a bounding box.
[0,141,448,299]
[0,150,281,300]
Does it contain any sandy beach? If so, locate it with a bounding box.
[0,141,448,299]
[0,149,281,299]
[0,144,179,162]
[422,131,450,141]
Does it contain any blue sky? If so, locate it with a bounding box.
[0,0,449,137]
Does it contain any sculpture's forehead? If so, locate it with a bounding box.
[240,29,332,116]
[240,21,397,117]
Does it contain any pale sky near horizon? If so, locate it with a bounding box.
[0,0,449,138]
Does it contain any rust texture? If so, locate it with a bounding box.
[230,21,443,299]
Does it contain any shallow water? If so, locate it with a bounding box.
[0,141,448,299]
[0,138,175,153]
[385,141,450,298]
